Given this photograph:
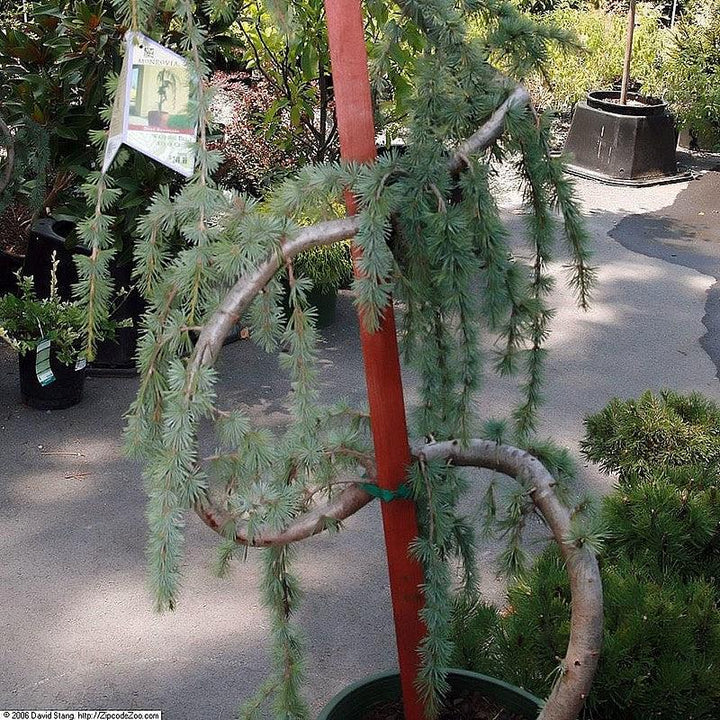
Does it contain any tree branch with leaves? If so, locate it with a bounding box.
[71,0,607,718]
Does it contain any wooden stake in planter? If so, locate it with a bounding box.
[323,1,426,719]
[619,0,636,105]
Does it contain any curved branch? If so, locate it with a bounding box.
[0,117,15,196]
[194,435,601,720]
[195,483,374,547]
[180,74,591,713]
[189,83,530,376]
[189,216,360,373]
[448,85,531,175]
[418,439,603,720]
[194,449,378,547]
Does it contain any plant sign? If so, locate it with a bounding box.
[102,32,196,177]
[35,338,54,386]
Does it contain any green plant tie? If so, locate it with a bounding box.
[358,482,413,502]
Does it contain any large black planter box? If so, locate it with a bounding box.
[564,91,683,185]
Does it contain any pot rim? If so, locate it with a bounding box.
[316,668,542,720]
[586,90,669,117]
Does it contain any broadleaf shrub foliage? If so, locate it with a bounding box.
[504,1,720,151]
[506,4,667,113]
[658,4,720,150]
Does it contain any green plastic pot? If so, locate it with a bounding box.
[307,286,338,328]
[317,669,542,720]
[281,282,338,329]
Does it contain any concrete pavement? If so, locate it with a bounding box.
[1,160,719,719]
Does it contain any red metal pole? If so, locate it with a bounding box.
[323,1,426,718]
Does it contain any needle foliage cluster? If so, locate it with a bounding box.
[452,390,720,720]
[79,0,595,717]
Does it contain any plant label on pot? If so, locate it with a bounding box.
[74,356,87,372]
[102,32,196,177]
[35,339,55,387]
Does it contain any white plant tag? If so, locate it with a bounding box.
[75,357,87,372]
[35,339,55,387]
[102,32,196,177]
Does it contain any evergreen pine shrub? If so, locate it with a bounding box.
[453,391,720,719]
[453,549,720,719]
[581,390,720,482]
[451,550,571,696]
[603,472,720,580]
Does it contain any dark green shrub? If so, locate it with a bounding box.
[453,548,720,719]
[581,390,720,482]
[584,388,720,580]
[603,472,720,580]
[451,549,572,696]
[0,1,122,221]
[595,567,720,720]
[452,391,720,718]
[450,599,505,679]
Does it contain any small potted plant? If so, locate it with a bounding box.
[147,69,178,128]
[0,257,88,409]
[283,241,353,327]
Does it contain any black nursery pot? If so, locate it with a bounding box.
[90,253,145,374]
[307,286,338,328]
[92,326,140,374]
[281,282,339,328]
[24,218,144,373]
[23,218,90,300]
[0,248,24,295]
[18,347,86,410]
[316,669,542,720]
